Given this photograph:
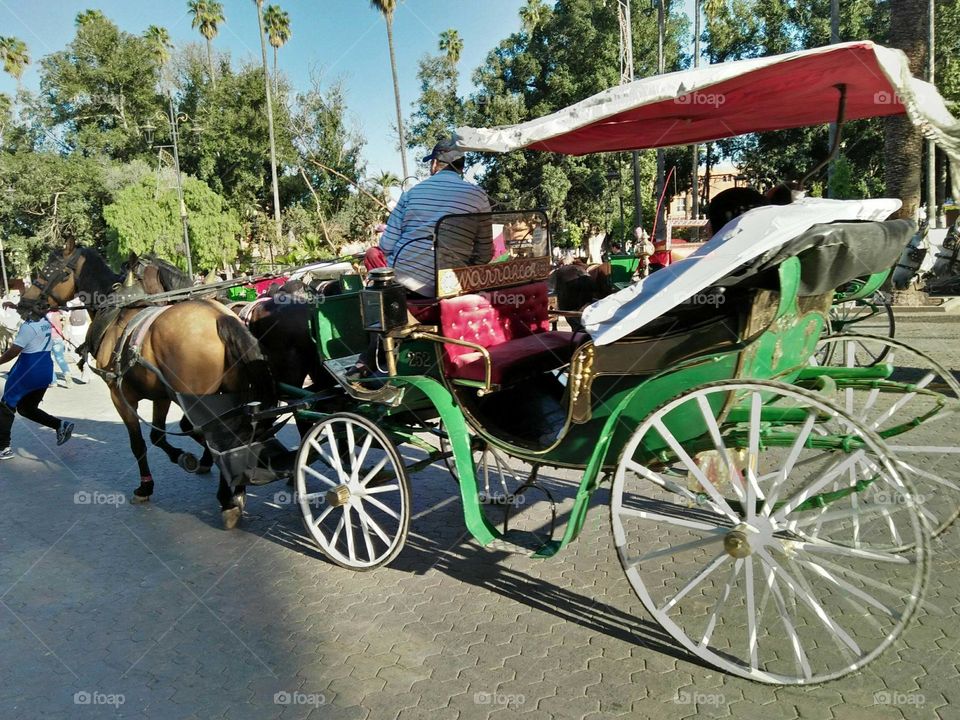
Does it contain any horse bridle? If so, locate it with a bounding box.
[28,248,84,310]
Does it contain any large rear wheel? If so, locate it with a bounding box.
[610,380,927,684]
[807,334,960,540]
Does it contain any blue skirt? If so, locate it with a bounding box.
[2,351,54,407]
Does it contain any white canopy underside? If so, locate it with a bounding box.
[581,198,901,345]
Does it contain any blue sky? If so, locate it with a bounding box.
[0,0,530,178]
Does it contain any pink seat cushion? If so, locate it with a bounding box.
[447,331,575,385]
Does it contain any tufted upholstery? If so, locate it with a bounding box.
[439,281,575,387]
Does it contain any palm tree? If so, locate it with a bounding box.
[144,25,173,74]
[76,10,107,26]
[439,29,463,65]
[372,170,401,205]
[263,4,291,91]
[884,0,928,220]
[519,0,547,34]
[254,0,283,253]
[188,0,225,86]
[0,36,29,93]
[369,0,409,180]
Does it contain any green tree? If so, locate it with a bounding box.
[438,29,463,64]
[144,25,173,75]
[39,13,162,162]
[103,174,241,271]
[468,0,681,235]
[188,0,225,86]
[408,51,463,159]
[177,59,296,223]
[0,36,29,91]
[371,170,400,204]
[263,4,291,90]
[369,0,409,180]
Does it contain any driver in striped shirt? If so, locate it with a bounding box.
[379,139,493,297]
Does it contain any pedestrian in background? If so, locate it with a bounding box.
[47,310,71,388]
[0,306,74,460]
[66,299,91,384]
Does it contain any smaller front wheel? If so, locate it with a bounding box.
[295,413,411,570]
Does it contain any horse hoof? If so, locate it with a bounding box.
[222,506,242,530]
[234,495,246,512]
[178,453,200,473]
[131,493,150,505]
[197,465,213,475]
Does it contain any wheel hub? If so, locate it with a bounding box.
[723,530,752,558]
[326,484,351,507]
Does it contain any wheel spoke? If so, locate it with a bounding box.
[617,506,729,532]
[661,553,728,612]
[364,483,401,495]
[311,503,335,529]
[343,505,356,562]
[792,540,910,564]
[303,464,338,489]
[759,548,861,657]
[360,457,389,486]
[695,395,746,503]
[772,450,866,522]
[745,392,765,521]
[354,503,377,561]
[322,425,347,478]
[761,412,817,517]
[760,558,812,680]
[346,421,358,481]
[355,503,392,546]
[623,461,700,504]
[745,556,759,671]
[652,417,739,522]
[798,559,900,619]
[625,530,725,566]
[700,558,742,648]
[364,493,401,520]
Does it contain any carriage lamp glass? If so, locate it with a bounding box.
[361,267,408,332]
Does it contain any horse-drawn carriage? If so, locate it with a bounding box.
[20,41,960,684]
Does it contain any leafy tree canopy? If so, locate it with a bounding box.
[103,173,240,272]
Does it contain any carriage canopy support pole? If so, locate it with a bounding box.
[802,84,847,191]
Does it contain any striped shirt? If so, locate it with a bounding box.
[379,169,493,295]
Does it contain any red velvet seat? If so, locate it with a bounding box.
[439,281,575,388]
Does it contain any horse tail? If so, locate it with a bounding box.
[216,314,277,408]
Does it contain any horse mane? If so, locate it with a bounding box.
[73,247,124,300]
[136,254,193,291]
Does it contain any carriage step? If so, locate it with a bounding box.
[324,355,403,406]
[486,530,552,556]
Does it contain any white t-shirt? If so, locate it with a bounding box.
[13,319,52,354]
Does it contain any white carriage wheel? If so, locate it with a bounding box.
[295,413,411,570]
[441,433,525,503]
[610,380,928,684]
[810,333,960,540]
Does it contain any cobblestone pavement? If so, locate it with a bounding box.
[1,313,959,719]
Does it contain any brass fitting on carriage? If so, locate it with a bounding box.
[360,268,411,377]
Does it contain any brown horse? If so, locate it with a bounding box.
[20,243,275,529]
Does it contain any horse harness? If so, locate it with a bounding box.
[86,305,172,386]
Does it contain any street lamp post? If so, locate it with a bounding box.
[166,95,194,280]
[142,96,196,279]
